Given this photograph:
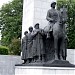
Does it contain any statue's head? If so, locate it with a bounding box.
[51,2,56,8]
[60,5,67,9]
[24,31,28,35]
[29,26,33,32]
[34,23,39,29]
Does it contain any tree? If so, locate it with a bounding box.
[57,0,75,49]
[0,0,23,46]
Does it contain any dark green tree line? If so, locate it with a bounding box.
[0,0,23,45]
[0,0,23,55]
[57,0,75,49]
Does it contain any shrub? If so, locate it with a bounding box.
[9,38,21,55]
[0,46,9,55]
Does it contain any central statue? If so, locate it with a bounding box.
[45,2,67,60]
[20,2,75,67]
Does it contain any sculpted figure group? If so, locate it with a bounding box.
[22,23,45,64]
[21,2,68,64]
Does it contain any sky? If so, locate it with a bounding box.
[0,0,13,8]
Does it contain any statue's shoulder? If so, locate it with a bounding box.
[22,36,25,39]
[22,36,27,41]
[27,33,31,37]
[33,29,36,32]
[47,9,52,12]
[40,28,44,31]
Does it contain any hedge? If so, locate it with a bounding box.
[0,46,9,55]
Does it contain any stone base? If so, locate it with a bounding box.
[15,66,75,75]
[15,60,75,67]
[45,60,75,67]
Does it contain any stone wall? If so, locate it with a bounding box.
[67,49,75,65]
[0,55,23,75]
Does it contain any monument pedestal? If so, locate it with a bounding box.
[15,66,75,75]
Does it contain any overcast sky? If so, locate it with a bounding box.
[0,0,13,8]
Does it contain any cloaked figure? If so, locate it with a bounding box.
[32,23,45,62]
[27,26,33,63]
[21,31,28,64]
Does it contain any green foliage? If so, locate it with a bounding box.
[0,46,9,55]
[57,0,75,49]
[0,0,23,46]
[9,38,21,55]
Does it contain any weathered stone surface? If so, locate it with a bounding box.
[0,55,23,75]
[15,66,75,75]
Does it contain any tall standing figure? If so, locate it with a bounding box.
[21,31,28,64]
[32,23,45,62]
[27,26,33,63]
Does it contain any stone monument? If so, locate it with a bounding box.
[15,0,75,75]
[20,1,75,67]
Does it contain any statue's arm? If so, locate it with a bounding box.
[39,29,45,36]
[31,31,38,38]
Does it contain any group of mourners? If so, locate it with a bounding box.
[21,23,45,64]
